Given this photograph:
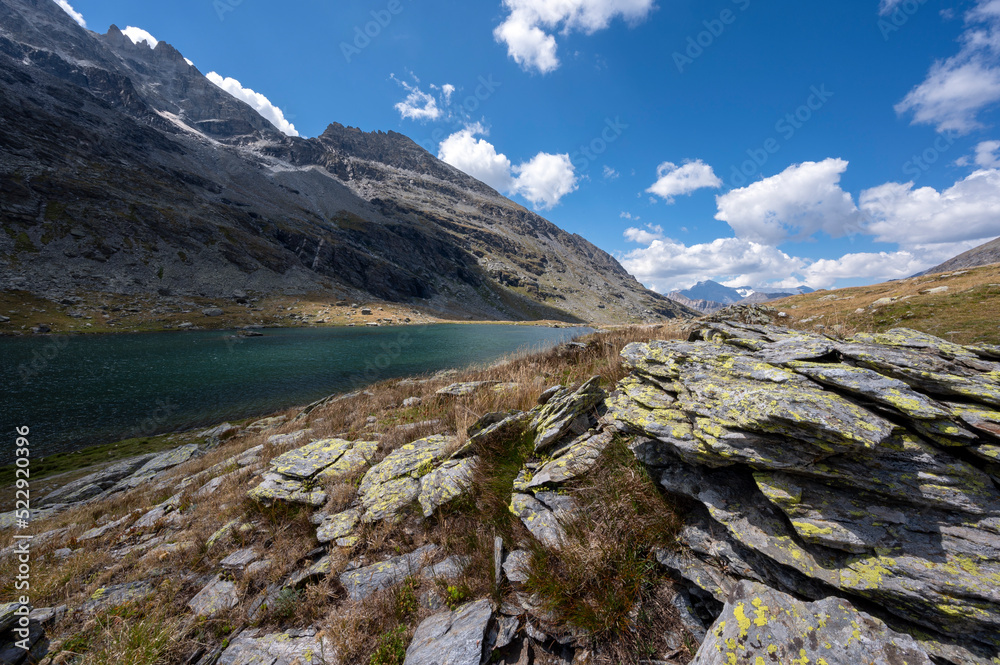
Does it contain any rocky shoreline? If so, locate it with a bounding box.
[2,320,999,664]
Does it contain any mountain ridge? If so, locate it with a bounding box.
[0,0,693,325]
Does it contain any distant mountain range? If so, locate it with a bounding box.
[665,280,815,314]
[0,0,693,324]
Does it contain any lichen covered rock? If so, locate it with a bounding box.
[530,376,605,452]
[358,435,456,522]
[691,580,933,665]
[608,324,1000,660]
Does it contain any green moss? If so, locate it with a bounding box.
[0,433,188,493]
[13,231,37,253]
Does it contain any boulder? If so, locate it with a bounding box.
[691,581,932,665]
[316,508,361,546]
[418,457,477,517]
[530,376,605,452]
[358,435,455,522]
[216,627,332,665]
[404,599,492,665]
[607,325,1000,659]
[339,545,438,602]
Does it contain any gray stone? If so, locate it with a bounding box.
[421,555,470,581]
[216,627,333,665]
[188,575,239,617]
[494,536,504,587]
[527,431,612,488]
[220,548,259,571]
[510,494,569,550]
[609,328,1000,653]
[502,550,531,584]
[202,308,224,317]
[134,444,200,476]
[404,599,492,665]
[531,376,605,452]
[248,473,327,507]
[437,381,493,397]
[359,435,455,522]
[0,602,28,633]
[339,545,438,601]
[28,605,67,628]
[81,581,153,613]
[418,457,476,517]
[79,512,135,541]
[316,508,361,545]
[266,430,310,447]
[199,422,239,439]
[691,581,932,665]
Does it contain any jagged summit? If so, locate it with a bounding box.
[0,0,691,324]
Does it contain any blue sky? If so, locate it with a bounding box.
[60,0,1000,292]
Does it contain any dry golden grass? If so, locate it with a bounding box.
[773,263,1000,344]
[521,439,689,663]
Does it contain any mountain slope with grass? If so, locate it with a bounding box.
[3,309,1000,664]
[0,0,691,326]
[922,236,1000,275]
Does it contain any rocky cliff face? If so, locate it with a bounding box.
[606,322,1000,664]
[0,0,690,324]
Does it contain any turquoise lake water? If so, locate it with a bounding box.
[0,324,590,463]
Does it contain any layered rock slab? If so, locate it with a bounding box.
[607,325,1000,659]
[404,599,492,665]
[691,580,933,665]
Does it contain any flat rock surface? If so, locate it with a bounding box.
[692,581,933,665]
[404,599,492,665]
[339,545,438,602]
[216,627,332,665]
[359,435,455,522]
[188,575,239,617]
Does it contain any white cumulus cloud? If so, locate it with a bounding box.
[54,0,86,27]
[896,0,1000,134]
[974,139,1000,166]
[437,124,579,210]
[620,156,1000,292]
[647,159,722,203]
[438,123,515,192]
[494,0,657,74]
[205,72,299,137]
[121,26,158,49]
[715,158,863,245]
[859,168,1000,245]
[513,152,579,209]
